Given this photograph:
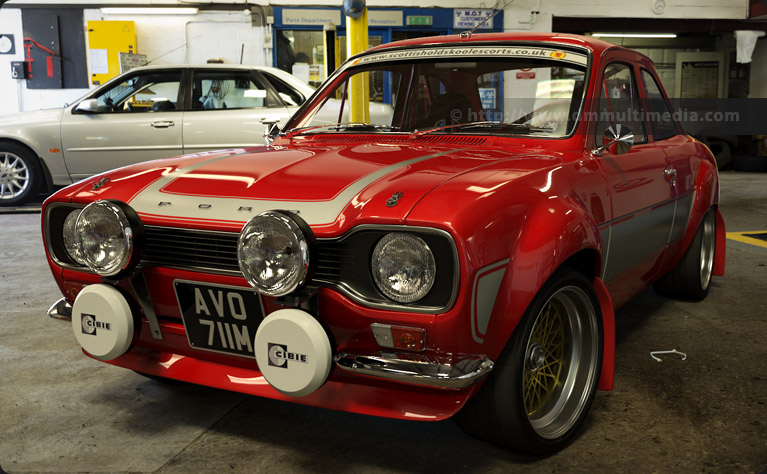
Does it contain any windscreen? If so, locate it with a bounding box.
[291,45,588,138]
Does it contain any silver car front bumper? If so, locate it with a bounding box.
[335,353,494,389]
[48,297,72,321]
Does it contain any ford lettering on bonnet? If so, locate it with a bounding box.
[42,32,724,455]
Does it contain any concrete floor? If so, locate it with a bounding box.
[1,171,765,473]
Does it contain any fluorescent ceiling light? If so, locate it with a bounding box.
[592,33,677,38]
[101,7,199,15]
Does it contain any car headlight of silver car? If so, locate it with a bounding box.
[62,209,87,266]
[238,211,311,297]
[75,200,143,277]
[371,233,436,303]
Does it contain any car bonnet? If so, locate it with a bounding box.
[67,143,520,232]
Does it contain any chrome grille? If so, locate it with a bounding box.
[140,225,456,314]
[143,226,241,274]
[143,226,345,280]
[314,241,355,283]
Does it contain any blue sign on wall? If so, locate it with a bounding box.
[479,88,497,110]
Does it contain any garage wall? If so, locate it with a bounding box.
[0,8,24,114]
[5,0,751,20]
[0,8,265,114]
[83,10,265,66]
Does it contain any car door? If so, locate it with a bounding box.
[638,66,696,263]
[60,69,184,180]
[594,59,676,289]
[182,69,293,155]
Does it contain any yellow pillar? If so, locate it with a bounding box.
[346,8,369,123]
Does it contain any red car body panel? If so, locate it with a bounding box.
[41,32,724,422]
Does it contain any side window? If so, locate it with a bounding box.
[191,71,274,110]
[641,70,678,141]
[94,71,182,113]
[596,62,647,145]
[261,72,306,106]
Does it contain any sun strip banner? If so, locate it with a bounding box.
[353,46,589,67]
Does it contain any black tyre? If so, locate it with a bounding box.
[653,209,716,301]
[454,268,603,455]
[0,143,42,206]
[707,140,732,170]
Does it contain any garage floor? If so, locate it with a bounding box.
[1,172,765,473]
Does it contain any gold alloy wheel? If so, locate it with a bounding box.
[522,285,600,440]
[524,297,565,416]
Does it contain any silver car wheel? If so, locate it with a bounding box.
[524,285,600,440]
[699,211,715,291]
[0,152,30,200]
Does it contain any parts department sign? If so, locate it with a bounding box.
[453,9,494,29]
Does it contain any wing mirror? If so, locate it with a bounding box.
[264,123,281,146]
[592,125,634,156]
[74,99,99,114]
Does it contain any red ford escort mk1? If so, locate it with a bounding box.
[42,33,725,454]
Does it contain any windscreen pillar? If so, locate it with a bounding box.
[345,2,369,123]
[323,22,339,82]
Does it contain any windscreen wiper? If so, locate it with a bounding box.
[410,121,554,138]
[285,123,400,138]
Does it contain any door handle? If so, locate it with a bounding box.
[151,121,175,128]
[664,168,677,179]
[664,168,677,188]
[259,117,280,125]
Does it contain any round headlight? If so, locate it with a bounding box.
[372,233,436,303]
[62,209,86,265]
[75,200,141,277]
[238,211,311,297]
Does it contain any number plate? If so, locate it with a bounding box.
[174,281,264,358]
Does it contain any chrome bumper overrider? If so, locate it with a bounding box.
[335,353,494,389]
[48,298,72,322]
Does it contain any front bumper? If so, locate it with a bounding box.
[49,297,493,391]
[48,297,72,321]
[336,353,493,389]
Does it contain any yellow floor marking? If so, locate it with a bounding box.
[727,231,767,249]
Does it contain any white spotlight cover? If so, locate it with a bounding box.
[72,284,134,361]
[254,309,333,397]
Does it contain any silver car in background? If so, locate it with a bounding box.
[0,64,315,205]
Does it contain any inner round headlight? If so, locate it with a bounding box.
[62,209,86,265]
[238,211,310,297]
[371,233,436,303]
[75,200,141,277]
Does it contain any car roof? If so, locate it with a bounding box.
[127,63,284,73]
[366,32,627,56]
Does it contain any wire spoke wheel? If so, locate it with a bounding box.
[523,285,600,440]
[453,268,603,454]
[0,151,31,200]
